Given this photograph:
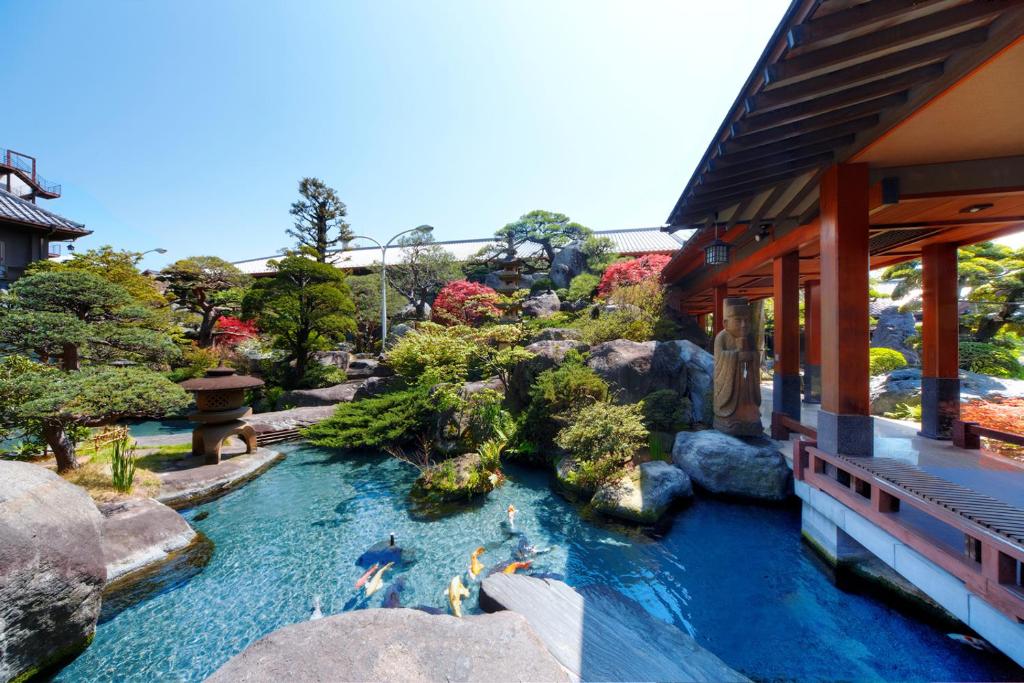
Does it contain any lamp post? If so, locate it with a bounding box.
[141,247,168,256]
[347,225,433,346]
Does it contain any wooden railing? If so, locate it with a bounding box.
[771,411,818,441]
[84,426,130,455]
[953,419,1024,451]
[794,439,1024,622]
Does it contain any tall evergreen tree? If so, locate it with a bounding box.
[288,177,354,262]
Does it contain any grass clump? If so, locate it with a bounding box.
[110,436,138,493]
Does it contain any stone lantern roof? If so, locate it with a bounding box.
[179,366,264,392]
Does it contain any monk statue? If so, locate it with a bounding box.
[713,297,763,437]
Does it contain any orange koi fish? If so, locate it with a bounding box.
[469,547,486,579]
[354,563,380,589]
[502,560,532,575]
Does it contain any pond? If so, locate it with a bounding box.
[56,443,1023,682]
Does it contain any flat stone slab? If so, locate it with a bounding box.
[479,574,747,682]
[98,497,196,583]
[245,406,336,433]
[208,608,569,683]
[156,447,283,509]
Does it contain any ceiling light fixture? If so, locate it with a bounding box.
[960,203,994,214]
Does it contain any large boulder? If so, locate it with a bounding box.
[479,574,746,682]
[663,340,715,425]
[521,291,561,318]
[870,367,922,416]
[99,498,196,584]
[384,322,414,349]
[592,461,693,523]
[313,350,350,371]
[0,461,106,681]
[354,376,404,400]
[586,340,657,403]
[672,430,791,501]
[209,608,568,682]
[871,306,919,365]
[507,340,589,410]
[528,327,582,344]
[550,243,587,289]
[276,380,363,409]
[346,357,389,380]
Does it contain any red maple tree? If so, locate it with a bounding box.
[432,280,501,326]
[215,316,259,347]
[597,253,672,297]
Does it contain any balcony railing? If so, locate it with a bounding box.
[0,148,61,197]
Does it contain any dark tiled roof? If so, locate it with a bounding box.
[0,188,89,235]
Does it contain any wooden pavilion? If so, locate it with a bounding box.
[662,0,1024,452]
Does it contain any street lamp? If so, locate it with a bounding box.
[141,248,168,256]
[346,225,433,346]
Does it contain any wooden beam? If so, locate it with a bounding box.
[920,242,960,439]
[773,251,801,374]
[700,151,835,190]
[804,279,822,403]
[768,3,1006,85]
[713,284,728,335]
[711,135,853,172]
[774,169,825,221]
[725,196,755,230]
[787,0,960,51]
[751,27,987,112]
[744,63,943,127]
[731,92,907,138]
[719,115,878,158]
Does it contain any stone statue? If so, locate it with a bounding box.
[713,297,763,437]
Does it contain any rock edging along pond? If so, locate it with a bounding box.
[207,608,570,682]
[155,447,284,509]
[479,573,748,683]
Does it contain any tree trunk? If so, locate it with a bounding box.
[43,422,79,473]
[973,302,1019,343]
[62,343,80,371]
[198,309,218,347]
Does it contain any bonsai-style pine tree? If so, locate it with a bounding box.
[288,177,354,263]
[0,270,190,472]
[494,210,592,267]
[241,253,356,387]
[159,256,249,347]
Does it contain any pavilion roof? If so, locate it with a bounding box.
[664,0,1024,234]
[0,187,90,238]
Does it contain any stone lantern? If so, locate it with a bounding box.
[179,366,264,464]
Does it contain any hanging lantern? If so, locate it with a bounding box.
[705,237,730,265]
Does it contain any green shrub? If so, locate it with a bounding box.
[869,347,908,376]
[522,358,609,446]
[464,389,516,448]
[640,389,691,432]
[959,341,1022,378]
[168,344,220,382]
[386,322,480,383]
[110,436,137,493]
[303,386,435,449]
[529,277,555,294]
[576,310,653,344]
[566,273,600,302]
[522,311,576,333]
[555,402,647,489]
[296,363,348,389]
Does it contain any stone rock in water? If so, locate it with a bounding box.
[0,461,106,681]
[521,291,561,318]
[208,608,569,682]
[592,461,693,523]
[672,430,791,501]
[507,339,589,410]
[478,574,747,682]
[870,367,921,416]
[99,497,197,583]
[586,339,657,403]
[871,306,919,365]
[550,243,587,289]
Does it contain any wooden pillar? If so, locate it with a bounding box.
[818,164,873,457]
[713,284,728,335]
[803,280,822,403]
[772,251,801,435]
[920,243,960,439]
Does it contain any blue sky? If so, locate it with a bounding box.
[5,0,790,270]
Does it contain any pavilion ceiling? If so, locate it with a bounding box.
[664,0,1024,234]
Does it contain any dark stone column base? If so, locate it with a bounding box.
[920,376,960,440]
[803,364,821,404]
[817,409,874,457]
[773,373,802,419]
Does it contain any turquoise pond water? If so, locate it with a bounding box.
[57,443,1023,682]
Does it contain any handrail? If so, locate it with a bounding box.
[0,148,61,197]
[771,411,817,440]
[953,419,1024,450]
